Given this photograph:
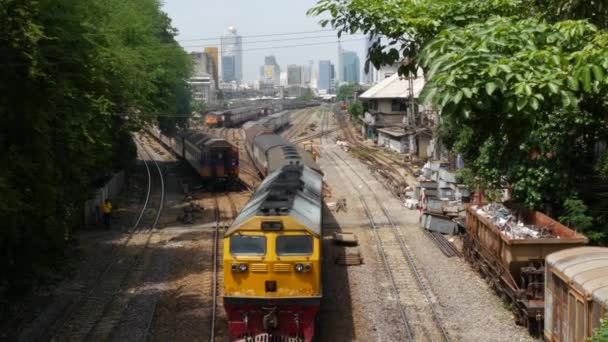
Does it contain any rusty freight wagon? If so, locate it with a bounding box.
[464,203,588,336]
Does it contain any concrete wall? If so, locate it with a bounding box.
[418,135,430,159]
[377,99,406,114]
[83,171,125,228]
[378,132,407,153]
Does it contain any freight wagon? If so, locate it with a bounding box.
[464,203,588,336]
[544,247,608,342]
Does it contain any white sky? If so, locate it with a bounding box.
[162,0,365,83]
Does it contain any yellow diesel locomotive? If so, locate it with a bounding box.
[223,120,323,341]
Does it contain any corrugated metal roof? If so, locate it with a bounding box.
[360,73,425,99]
[226,165,322,236]
[547,247,608,306]
[253,134,321,174]
[377,128,408,138]
[182,131,230,148]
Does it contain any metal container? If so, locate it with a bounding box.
[464,204,588,336]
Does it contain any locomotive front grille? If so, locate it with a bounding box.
[250,263,268,273]
[273,263,291,272]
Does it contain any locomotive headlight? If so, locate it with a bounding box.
[295,263,304,272]
[231,263,248,272]
[304,264,312,272]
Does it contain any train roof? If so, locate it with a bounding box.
[253,134,321,173]
[226,165,322,237]
[182,131,232,148]
[547,247,608,307]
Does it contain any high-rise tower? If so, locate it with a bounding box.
[220,26,243,84]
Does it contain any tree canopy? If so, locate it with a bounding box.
[310,0,608,242]
[0,0,191,294]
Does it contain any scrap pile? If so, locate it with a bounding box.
[473,203,556,239]
[410,161,470,234]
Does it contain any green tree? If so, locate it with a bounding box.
[348,101,364,117]
[336,83,357,101]
[311,1,608,220]
[590,316,608,342]
[0,0,192,295]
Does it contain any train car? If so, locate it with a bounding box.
[223,111,323,341]
[205,111,224,127]
[464,204,588,336]
[223,164,323,341]
[544,247,608,342]
[224,105,274,128]
[173,131,239,181]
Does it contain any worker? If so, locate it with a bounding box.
[102,199,112,229]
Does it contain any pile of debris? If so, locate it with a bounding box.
[409,161,470,234]
[473,203,556,239]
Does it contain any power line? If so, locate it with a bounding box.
[0,38,365,66]
[179,34,362,49]
[176,29,335,43]
[179,38,364,53]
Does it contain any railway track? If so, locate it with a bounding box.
[209,191,237,341]
[48,135,165,341]
[283,108,317,141]
[335,111,410,193]
[324,148,450,342]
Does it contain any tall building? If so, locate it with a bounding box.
[318,60,332,90]
[302,60,313,85]
[262,55,281,84]
[337,43,344,83]
[188,52,216,104]
[363,34,376,84]
[342,50,360,84]
[203,47,219,87]
[222,55,236,83]
[287,65,302,85]
[220,26,242,83]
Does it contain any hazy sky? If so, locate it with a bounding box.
[162,0,365,83]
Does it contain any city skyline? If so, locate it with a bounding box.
[162,0,365,83]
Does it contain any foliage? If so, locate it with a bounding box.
[297,88,314,101]
[0,0,191,295]
[308,0,535,76]
[559,196,593,231]
[348,101,364,117]
[418,17,608,208]
[590,316,608,342]
[336,83,358,101]
[311,0,608,242]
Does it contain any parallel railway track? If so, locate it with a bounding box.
[323,148,450,342]
[49,135,165,341]
[210,194,221,342]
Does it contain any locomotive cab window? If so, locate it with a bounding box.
[276,235,313,255]
[230,235,266,255]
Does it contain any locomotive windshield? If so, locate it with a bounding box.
[276,235,313,255]
[230,235,266,255]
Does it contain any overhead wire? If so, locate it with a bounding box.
[176,29,336,42]
[1,38,365,67]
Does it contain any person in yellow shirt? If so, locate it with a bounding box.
[102,199,112,229]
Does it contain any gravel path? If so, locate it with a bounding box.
[314,107,534,341]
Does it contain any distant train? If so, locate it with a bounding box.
[148,127,239,182]
[205,100,320,128]
[205,105,274,128]
[223,113,323,341]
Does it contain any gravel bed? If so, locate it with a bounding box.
[326,141,535,341]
